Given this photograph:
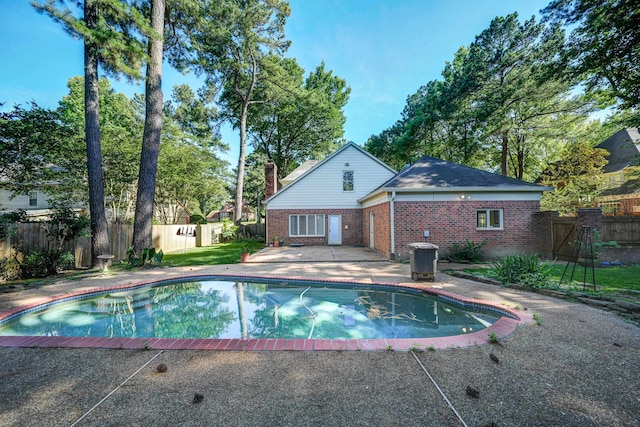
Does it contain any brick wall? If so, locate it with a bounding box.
[578,208,602,230]
[265,160,278,199]
[267,209,363,246]
[363,202,391,258]
[393,200,541,261]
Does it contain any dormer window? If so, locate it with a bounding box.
[343,171,354,191]
[29,191,37,207]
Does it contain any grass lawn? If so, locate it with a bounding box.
[549,263,640,292]
[465,263,640,293]
[1,241,266,286]
[161,240,265,267]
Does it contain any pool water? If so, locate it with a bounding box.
[0,279,501,340]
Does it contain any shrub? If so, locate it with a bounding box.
[43,204,90,254]
[220,218,238,241]
[0,205,86,281]
[127,247,164,267]
[447,239,487,263]
[0,255,21,283]
[20,249,65,278]
[490,254,555,290]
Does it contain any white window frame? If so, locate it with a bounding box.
[289,214,325,237]
[343,170,354,192]
[29,191,38,207]
[476,209,503,230]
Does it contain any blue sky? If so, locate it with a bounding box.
[0,0,551,164]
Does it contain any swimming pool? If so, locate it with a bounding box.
[0,275,530,351]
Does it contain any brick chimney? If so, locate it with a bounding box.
[265,159,278,199]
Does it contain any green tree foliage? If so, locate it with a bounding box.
[32,0,149,80]
[0,102,73,196]
[542,0,640,111]
[242,151,269,221]
[367,13,590,181]
[57,77,142,222]
[154,85,231,223]
[538,142,609,215]
[364,122,406,170]
[33,0,151,264]
[396,48,486,169]
[174,0,291,224]
[248,58,351,177]
[57,78,230,225]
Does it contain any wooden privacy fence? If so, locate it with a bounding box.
[0,222,266,268]
[552,218,578,261]
[601,216,640,246]
[552,214,640,263]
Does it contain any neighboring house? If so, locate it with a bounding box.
[0,188,59,219]
[265,142,551,260]
[207,201,256,223]
[594,128,640,215]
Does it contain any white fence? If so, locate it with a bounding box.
[1,223,232,268]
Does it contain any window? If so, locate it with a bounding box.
[476,209,503,230]
[290,214,325,237]
[343,171,354,191]
[29,191,37,207]
[598,200,620,215]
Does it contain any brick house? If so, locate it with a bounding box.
[206,201,256,223]
[594,128,640,214]
[359,156,551,260]
[265,143,550,260]
[264,142,396,246]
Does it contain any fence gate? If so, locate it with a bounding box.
[552,219,578,261]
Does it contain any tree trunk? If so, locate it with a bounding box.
[501,133,509,176]
[132,0,165,253]
[234,102,249,225]
[233,52,259,226]
[84,0,110,266]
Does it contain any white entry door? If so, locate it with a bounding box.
[328,214,342,245]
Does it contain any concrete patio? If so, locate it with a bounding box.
[0,249,638,426]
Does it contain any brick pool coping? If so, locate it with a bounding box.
[0,274,533,351]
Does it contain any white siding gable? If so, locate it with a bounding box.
[267,145,395,210]
[0,189,51,211]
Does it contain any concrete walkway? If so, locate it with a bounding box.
[0,250,639,426]
[246,245,388,263]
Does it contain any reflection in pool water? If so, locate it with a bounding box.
[0,279,502,340]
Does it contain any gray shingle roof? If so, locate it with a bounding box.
[378,155,545,190]
[596,128,640,173]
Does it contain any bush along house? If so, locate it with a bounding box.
[264,142,551,260]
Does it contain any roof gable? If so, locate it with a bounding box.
[596,128,640,173]
[265,142,396,205]
[378,155,545,190]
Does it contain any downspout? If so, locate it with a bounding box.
[390,191,396,260]
[265,204,269,243]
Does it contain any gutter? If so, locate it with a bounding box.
[390,191,396,259]
[358,185,553,203]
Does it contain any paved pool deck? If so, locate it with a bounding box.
[1,246,639,426]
